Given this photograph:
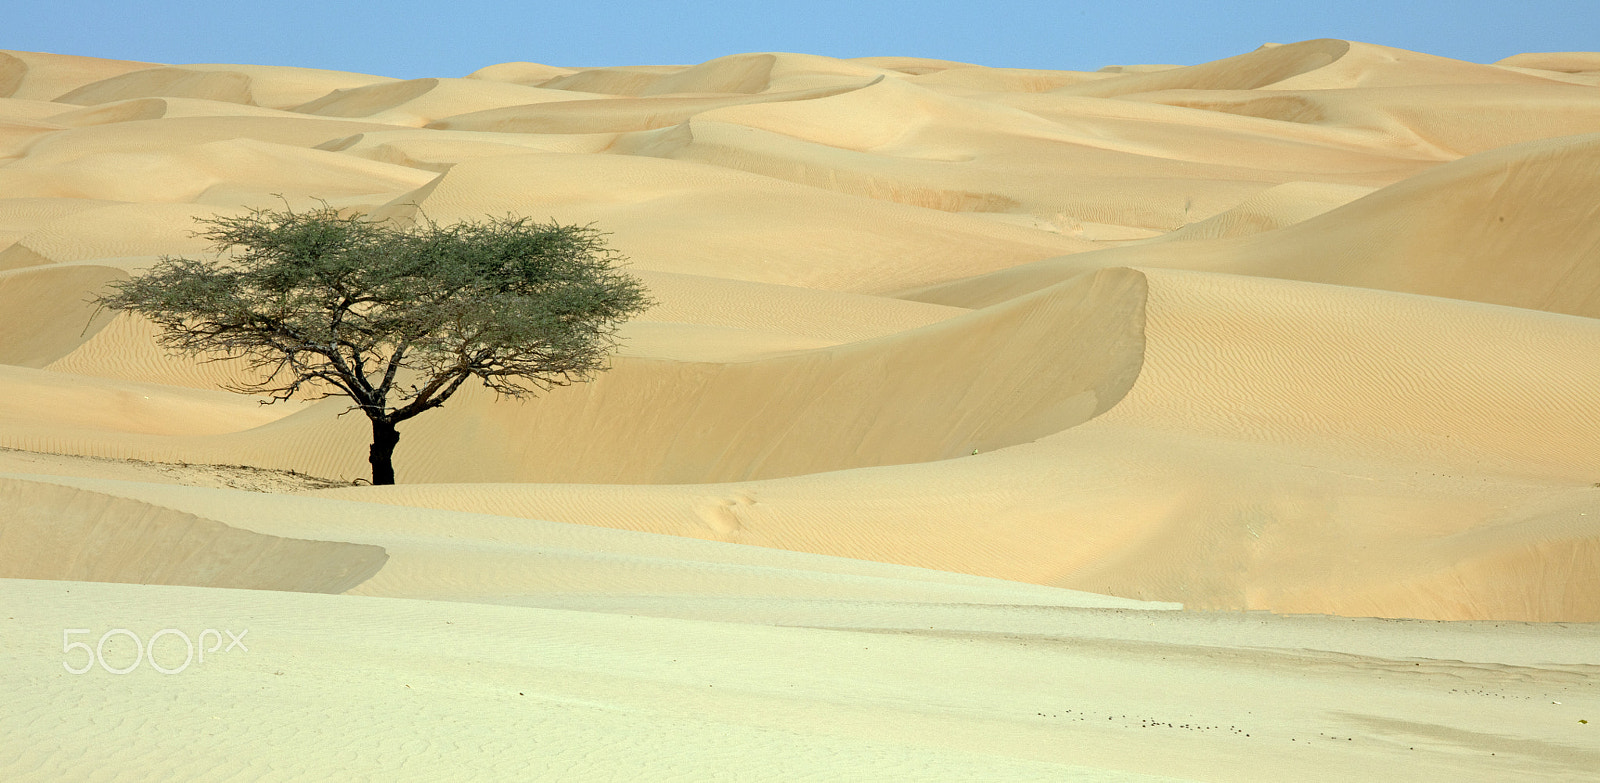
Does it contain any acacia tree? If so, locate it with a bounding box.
[97,206,652,484]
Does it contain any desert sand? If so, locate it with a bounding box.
[0,39,1597,780]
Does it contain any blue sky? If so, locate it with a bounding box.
[8,0,1596,78]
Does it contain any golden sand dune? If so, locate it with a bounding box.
[55,67,261,107]
[0,50,154,102]
[1131,83,1600,156]
[0,136,436,203]
[1062,39,1567,97]
[295,77,611,127]
[644,80,1438,237]
[317,128,620,172]
[379,151,1086,290]
[530,52,894,96]
[52,63,395,110]
[17,473,1167,608]
[1,41,1598,780]
[913,132,1600,313]
[0,263,121,365]
[46,96,306,127]
[1495,51,1600,86]
[0,203,240,269]
[299,266,1139,483]
[1498,51,1600,72]
[14,263,1598,621]
[429,78,881,135]
[905,64,1109,93]
[311,269,1600,621]
[4,266,1134,481]
[0,115,63,162]
[1148,180,1376,241]
[465,60,577,85]
[0,477,384,591]
[9,114,405,174]
[0,363,292,438]
[0,196,113,249]
[1102,269,1600,479]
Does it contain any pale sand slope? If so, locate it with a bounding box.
[0,478,1593,781]
[3,577,1595,782]
[2,40,1600,777]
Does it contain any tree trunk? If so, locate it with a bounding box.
[369,418,400,485]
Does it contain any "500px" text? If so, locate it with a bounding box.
[62,628,248,675]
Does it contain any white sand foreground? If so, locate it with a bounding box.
[5,574,1597,781]
[2,474,1597,780]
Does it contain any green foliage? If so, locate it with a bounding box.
[97,205,653,429]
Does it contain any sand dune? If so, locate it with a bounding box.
[316,128,620,172]
[1130,83,1600,156]
[9,115,407,174]
[525,52,894,96]
[0,50,155,102]
[1,266,1135,482]
[1059,39,1567,98]
[0,136,436,203]
[0,263,122,365]
[910,132,1600,314]
[0,115,63,163]
[0,363,293,439]
[1104,269,1600,479]
[429,78,881,135]
[307,268,1600,621]
[0,197,113,249]
[907,64,1108,93]
[1497,51,1600,73]
[56,67,260,107]
[14,263,1598,621]
[1,40,1598,780]
[465,60,577,86]
[0,203,241,270]
[53,63,394,110]
[644,78,1439,235]
[374,151,1086,291]
[46,97,305,127]
[0,477,384,591]
[15,473,1168,609]
[1148,180,1376,241]
[295,77,610,127]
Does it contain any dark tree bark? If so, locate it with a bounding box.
[369,418,400,485]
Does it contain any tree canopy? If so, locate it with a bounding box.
[96,205,653,484]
